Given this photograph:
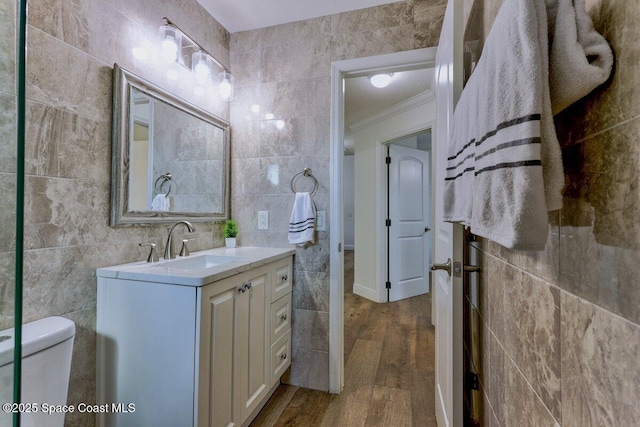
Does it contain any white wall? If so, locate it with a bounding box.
[352,92,436,302]
[343,155,355,250]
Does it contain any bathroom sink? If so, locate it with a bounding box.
[152,254,247,270]
[96,246,295,286]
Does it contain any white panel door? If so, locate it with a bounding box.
[434,0,464,426]
[389,144,431,302]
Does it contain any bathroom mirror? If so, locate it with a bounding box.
[111,64,230,226]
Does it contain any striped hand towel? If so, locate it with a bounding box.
[288,192,316,246]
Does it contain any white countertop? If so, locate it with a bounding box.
[96,246,295,286]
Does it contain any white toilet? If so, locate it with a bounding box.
[0,316,75,427]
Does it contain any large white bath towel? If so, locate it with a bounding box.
[288,192,316,247]
[443,0,612,250]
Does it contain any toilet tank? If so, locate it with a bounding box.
[0,316,75,427]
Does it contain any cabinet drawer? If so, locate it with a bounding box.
[271,257,292,302]
[271,333,291,386]
[271,294,291,343]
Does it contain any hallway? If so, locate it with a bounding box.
[251,251,437,426]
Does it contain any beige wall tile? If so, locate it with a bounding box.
[562,292,640,427]
[0,94,17,174]
[0,10,16,95]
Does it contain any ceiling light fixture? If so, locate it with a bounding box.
[159,18,234,102]
[369,73,393,88]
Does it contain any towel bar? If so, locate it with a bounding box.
[154,172,174,195]
[290,168,318,195]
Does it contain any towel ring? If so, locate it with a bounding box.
[154,173,174,196]
[290,168,318,196]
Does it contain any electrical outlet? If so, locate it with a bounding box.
[316,211,326,231]
[258,211,268,230]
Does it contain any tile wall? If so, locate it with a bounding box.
[0,0,17,332]
[465,0,640,425]
[20,0,230,425]
[229,0,446,390]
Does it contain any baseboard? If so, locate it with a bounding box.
[344,244,355,250]
[352,282,382,303]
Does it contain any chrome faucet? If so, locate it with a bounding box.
[164,221,196,259]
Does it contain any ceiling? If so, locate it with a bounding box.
[345,68,434,129]
[196,0,405,33]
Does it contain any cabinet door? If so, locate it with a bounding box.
[235,267,270,422]
[198,280,238,427]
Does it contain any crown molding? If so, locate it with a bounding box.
[349,89,435,133]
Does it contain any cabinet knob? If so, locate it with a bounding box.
[280,314,288,321]
[280,353,287,360]
[238,282,253,293]
[281,274,288,281]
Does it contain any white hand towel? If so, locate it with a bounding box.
[150,194,169,211]
[288,192,316,247]
[443,0,612,251]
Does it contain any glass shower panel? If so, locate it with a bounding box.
[0,0,20,425]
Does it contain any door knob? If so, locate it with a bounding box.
[431,258,452,276]
[424,227,431,233]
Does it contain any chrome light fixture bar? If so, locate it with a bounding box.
[160,17,234,101]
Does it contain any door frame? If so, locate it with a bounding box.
[329,48,437,393]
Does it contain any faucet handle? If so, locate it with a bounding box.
[139,243,159,263]
[179,238,195,257]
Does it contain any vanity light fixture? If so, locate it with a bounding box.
[159,18,234,102]
[369,73,393,88]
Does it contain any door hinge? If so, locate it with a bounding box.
[386,219,391,227]
[385,281,391,289]
[467,372,480,390]
[385,156,391,164]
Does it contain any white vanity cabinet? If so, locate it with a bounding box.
[96,247,293,427]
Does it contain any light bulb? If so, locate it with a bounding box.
[276,120,285,130]
[161,36,179,63]
[216,71,234,101]
[219,78,232,99]
[265,113,274,120]
[192,52,211,85]
[194,63,209,84]
[159,24,181,64]
[251,104,260,114]
[370,73,393,88]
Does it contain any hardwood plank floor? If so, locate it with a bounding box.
[251,251,436,427]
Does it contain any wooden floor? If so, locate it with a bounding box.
[250,250,437,427]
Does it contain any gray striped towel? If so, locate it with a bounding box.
[288,192,316,246]
[443,0,612,250]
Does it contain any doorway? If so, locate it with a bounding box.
[329,47,437,393]
[386,133,432,302]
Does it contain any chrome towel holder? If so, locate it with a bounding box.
[154,172,175,195]
[290,168,318,195]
